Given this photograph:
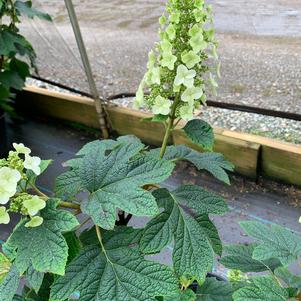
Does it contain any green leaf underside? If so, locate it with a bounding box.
[240,221,301,266]
[50,228,178,301]
[150,145,234,184]
[26,264,44,293]
[0,264,20,301]
[57,136,174,230]
[140,186,227,282]
[196,277,233,301]
[233,276,288,301]
[3,200,79,275]
[183,119,214,151]
[220,244,282,273]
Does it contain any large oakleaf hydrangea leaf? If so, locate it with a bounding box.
[140,186,228,282]
[0,265,20,301]
[196,277,233,301]
[150,145,234,184]
[233,276,288,301]
[240,221,301,266]
[56,136,175,230]
[50,227,179,301]
[183,119,214,151]
[3,200,79,275]
[220,244,281,273]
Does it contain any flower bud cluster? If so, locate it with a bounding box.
[134,0,219,121]
[0,143,44,227]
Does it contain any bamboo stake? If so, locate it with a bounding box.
[64,0,109,138]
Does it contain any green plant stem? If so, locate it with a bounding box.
[59,201,80,210]
[32,185,48,198]
[159,96,181,158]
[95,225,112,264]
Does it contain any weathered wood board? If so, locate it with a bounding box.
[15,86,301,185]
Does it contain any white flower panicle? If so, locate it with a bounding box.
[24,155,41,175]
[134,0,219,121]
[0,143,45,227]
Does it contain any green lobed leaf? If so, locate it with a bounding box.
[164,289,196,301]
[233,276,288,301]
[150,145,234,184]
[63,231,82,264]
[15,1,52,21]
[55,170,82,199]
[0,70,25,90]
[142,114,169,123]
[240,221,301,266]
[141,186,227,282]
[3,199,79,275]
[23,273,54,301]
[274,267,301,290]
[196,277,233,301]
[0,252,11,282]
[26,264,44,293]
[0,28,35,59]
[220,243,282,273]
[50,228,179,301]
[0,264,20,301]
[183,119,214,151]
[76,137,174,230]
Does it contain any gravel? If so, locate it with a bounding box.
[27,76,301,145]
[23,0,301,145]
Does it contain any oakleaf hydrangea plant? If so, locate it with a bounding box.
[1,1,299,301]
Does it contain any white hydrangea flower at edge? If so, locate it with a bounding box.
[152,96,172,115]
[25,216,44,228]
[0,206,10,224]
[23,195,46,216]
[13,143,31,155]
[174,64,196,88]
[0,167,21,204]
[133,85,145,109]
[179,105,194,121]
[24,155,41,175]
[181,86,203,105]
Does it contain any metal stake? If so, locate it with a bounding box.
[64,0,109,138]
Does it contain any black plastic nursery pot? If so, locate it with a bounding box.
[0,109,8,157]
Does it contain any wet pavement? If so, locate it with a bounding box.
[1,116,300,275]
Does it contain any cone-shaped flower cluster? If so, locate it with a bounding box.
[134,0,219,121]
[0,143,45,227]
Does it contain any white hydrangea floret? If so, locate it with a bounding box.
[174,65,196,88]
[24,155,41,175]
[179,105,194,121]
[23,195,46,216]
[152,96,172,115]
[0,206,10,224]
[133,85,145,109]
[13,143,31,155]
[181,86,203,105]
[25,216,44,228]
[0,167,21,204]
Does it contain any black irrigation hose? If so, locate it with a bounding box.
[30,76,301,122]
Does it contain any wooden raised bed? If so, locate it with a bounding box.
[16,86,301,186]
